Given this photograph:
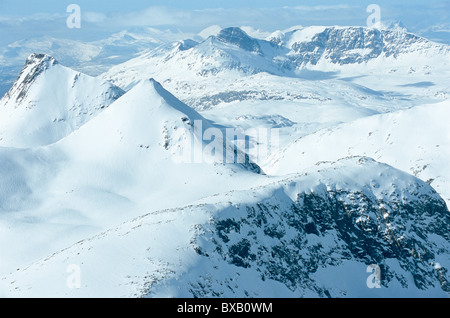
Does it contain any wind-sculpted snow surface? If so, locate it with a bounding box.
[2,157,448,297]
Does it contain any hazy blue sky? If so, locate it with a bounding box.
[0,1,449,44]
[0,0,447,13]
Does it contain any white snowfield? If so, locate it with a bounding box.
[0,25,449,298]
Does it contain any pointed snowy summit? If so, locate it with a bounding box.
[0,53,124,148]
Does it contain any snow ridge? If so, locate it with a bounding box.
[0,26,449,298]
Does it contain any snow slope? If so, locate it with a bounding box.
[0,77,265,277]
[265,100,450,206]
[101,26,450,157]
[0,31,164,76]
[102,26,450,108]
[2,157,448,297]
[0,54,124,148]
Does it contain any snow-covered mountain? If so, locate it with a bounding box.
[0,31,164,76]
[101,26,450,153]
[265,100,450,206]
[104,26,450,86]
[0,30,171,99]
[0,53,124,148]
[0,73,265,277]
[0,25,449,298]
[103,26,450,95]
[270,25,450,67]
[58,77,261,174]
[2,157,448,297]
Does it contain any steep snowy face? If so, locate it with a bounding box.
[0,53,124,148]
[3,157,448,297]
[289,27,385,66]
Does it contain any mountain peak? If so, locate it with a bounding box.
[176,39,198,51]
[25,53,58,68]
[131,77,170,95]
[385,20,408,32]
[216,27,262,54]
[288,25,444,66]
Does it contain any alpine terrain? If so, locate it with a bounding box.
[0,24,449,298]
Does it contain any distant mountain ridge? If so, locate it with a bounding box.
[0,26,448,298]
[270,26,450,66]
[102,25,450,107]
[104,26,450,87]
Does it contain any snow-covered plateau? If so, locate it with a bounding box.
[0,25,449,298]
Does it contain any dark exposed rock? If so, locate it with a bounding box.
[216,27,263,55]
[188,159,450,296]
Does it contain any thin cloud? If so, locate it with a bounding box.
[287,4,357,10]
[112,6,193,27]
